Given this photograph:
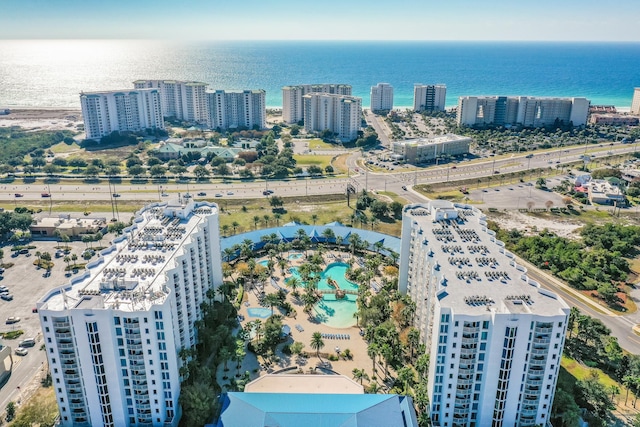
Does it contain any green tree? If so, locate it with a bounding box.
[179,381,217,426]
[6,401,16,421]
[352,368,369,385]
[310,331,325,361]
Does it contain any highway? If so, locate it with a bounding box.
[0,142,637,205]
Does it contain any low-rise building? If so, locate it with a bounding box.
[391,135,471,164]
[30,215,108,239]
[589,114,639,126]
[215,374,418,427]
[587,179,626,205]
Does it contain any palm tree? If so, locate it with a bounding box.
[231,221,240,234]
[365,381,380,394]
[35,251,42,266]
[321,228,335,245]
[311,214,318,225]
[221,224,230,237]
[63,256,71,273]
[223,247,236,263]
[287,277,301,295]
[348,233,363,255]
[407,328,421,361]
[368,343,379,374]
[352,368,369,385]
[397,366,415,394]
[264,293,281,316]
[262,214,270,227]
[274,213,282,226]
[310,332,325,362]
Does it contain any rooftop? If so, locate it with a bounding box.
[404,201,568,316]
[38,199,218,313]
[216,392,417,427]
[393,134,471,147]
[245,374,363,394]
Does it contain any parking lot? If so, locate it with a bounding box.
[0,239,90,347]
[468,176,573,210]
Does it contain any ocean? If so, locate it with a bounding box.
[0,40,639,109]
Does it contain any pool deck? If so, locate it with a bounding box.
[217,250,381,390]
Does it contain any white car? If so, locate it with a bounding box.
[6,316,21,324]
[15,347,28,356]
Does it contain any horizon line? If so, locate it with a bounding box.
[1,38,640,43]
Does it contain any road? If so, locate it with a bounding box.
[2,141,636,206]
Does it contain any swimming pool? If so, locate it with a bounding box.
[259,260,269,267]
[288,252,303,260]
[287,262,358,328]
[247,307,273,319]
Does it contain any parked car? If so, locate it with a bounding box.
[0,285,8,293]
[14,193,23,197]
[41,193,51,197]
[215,193,223,197]
[19,338,36,348]
[226,191,234,195]
[112,193,121,197]
[6,316,20,324]
[197,192,207,197]
[14,347,28,356]
[1,294,14,301]
[402,186,407,191]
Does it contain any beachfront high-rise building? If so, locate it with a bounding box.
[282,84,352,124]
[399,201,569,427]
[631,88,640,115]
[457,96,590,128]
[413,84,447,113]
[133,80,209,123]
[206,89,266,130]
[370,83,394,112]
[303,93,362,142]
[37,200,223,427]
[80,89,164,140]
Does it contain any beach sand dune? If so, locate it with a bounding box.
[0,108,83,132]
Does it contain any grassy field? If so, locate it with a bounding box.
[293,154,334,169]
[6,385,59,426]
[217,193,402,237]
[50,141,81,154]
[561,355,620,389]
[331,153,350,175]
[308,138,340,150]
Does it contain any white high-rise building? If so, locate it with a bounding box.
[370,83,394,112]
[631,88,640,115]
[37,200,223,427]
[457,95,590,127]
[133,80,209,123]
[282,84,352,124]
[399,202,569,427]
[206,89,266,130]
[80,89,164,140]
[303,93,362,142]
[413,84,447,112]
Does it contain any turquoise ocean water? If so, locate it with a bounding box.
[0,40,639,109]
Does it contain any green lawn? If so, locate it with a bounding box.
[561,355,619,389]
[50,141,81,154]
[293,154,334,169]
[308,138,339,150]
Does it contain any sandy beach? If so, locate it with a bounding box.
[0,108,83,131]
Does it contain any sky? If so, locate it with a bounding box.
[1,0,640,41]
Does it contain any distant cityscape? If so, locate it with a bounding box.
[79,79,640,142]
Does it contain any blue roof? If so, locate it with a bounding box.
[216,393,417,427]
[220,225,400,259]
